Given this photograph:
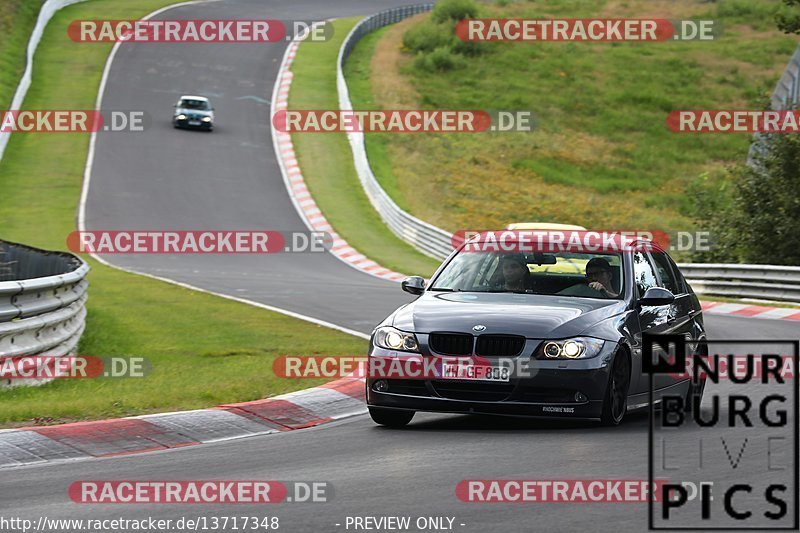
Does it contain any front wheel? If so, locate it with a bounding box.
[684,378,706,413]
[601,350,630,426]
[369,407,415,428]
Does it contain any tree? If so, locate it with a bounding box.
[732,132,800,264]
[694,132,800,265]
[776,0,800,34]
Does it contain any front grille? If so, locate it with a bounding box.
[432,381,515,402]
[475,335,525,357]
[429,332,473,355]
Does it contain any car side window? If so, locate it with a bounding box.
[650,249,682,295]
[633,250,658,298]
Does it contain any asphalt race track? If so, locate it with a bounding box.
[83,0,424,334]
[6,0,798,531]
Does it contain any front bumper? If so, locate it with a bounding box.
[174,117,213,129]
[366,341,616,420]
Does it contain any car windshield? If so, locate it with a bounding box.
[179,99,209,110]
[430,250,624,299]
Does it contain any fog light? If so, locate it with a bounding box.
[574,392,587,402]
[374,380,389,392]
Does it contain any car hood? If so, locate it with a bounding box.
[176,107,213,118]
[391,292,626,339]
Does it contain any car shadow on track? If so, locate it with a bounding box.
[378,410,651,434]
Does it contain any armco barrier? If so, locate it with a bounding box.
[0,0,88,161]
[337,7,800,303]
[770,45,800,111]
[0,240,89,388]
[336,4,453,261]
[748,44,800,163]
[677,263,800,303]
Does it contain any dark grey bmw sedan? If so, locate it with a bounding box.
[366,232,706,427]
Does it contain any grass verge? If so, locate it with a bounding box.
[0,0,367,427]
[0,0,44,110]
[288,17,441,277]
[345,0,797,260]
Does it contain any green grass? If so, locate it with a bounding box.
[288,18,441,277]
[344,0,798,251]
[0,0,44,110]
[0,0,366,427]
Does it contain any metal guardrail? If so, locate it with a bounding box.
[0,240,89,388]
[337,4,453,261]
[748,45,800,163]
[338,7,800,302]
[771,46,800,111]
[677,263,800,303]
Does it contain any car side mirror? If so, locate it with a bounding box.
[401,276,426,296]
[639,287,675,306]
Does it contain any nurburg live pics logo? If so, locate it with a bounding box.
[644,334,799,530]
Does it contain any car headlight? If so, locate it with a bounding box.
[176,114,186,120]
[202,117,212,122]
[373,326,420,353]
[537,337,605,359]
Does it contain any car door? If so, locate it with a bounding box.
[632,246,683,391]
[649,246,700,382]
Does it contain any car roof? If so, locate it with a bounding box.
[506,222,587,230]
[178,95,209,101]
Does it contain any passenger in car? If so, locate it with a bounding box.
[557,257,619,298]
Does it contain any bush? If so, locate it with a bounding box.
[402,20,454,53]
[692,132,800,265]
[403,0,485,66]
[415,46,465,72]
[452,37,485,56]
[431,0,479,23]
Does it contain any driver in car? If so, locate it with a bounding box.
[495,253,533,293]
[558,257,619,298]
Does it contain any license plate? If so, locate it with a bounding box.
[188,120,201,126]
[440,363,510,382]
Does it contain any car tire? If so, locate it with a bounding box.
[601,349,630,426]
[684,343,707,413]
[368,407,415,428]
[683,378,706,413]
